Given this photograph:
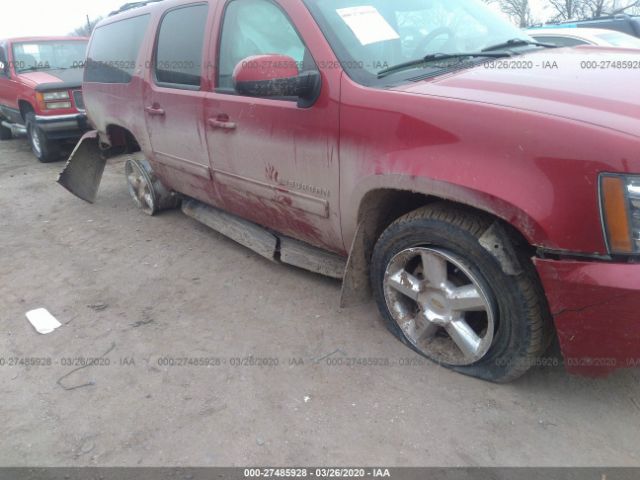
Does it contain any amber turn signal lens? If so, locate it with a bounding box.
[601,175,633,254]
[35,92,47,111]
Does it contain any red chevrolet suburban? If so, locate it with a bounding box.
[60,0,640,382]
[0,36,89,162]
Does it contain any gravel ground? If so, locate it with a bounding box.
[1,137,640,467]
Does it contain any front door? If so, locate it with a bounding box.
[143,2,216,203]
[204,0,343,253]
[0,43,20,123]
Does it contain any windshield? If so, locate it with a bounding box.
[596,31,640,48]
[12,41,88,73]
[304,0,532,84]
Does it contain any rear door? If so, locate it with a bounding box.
[204,0,343,253]
[143,2,217,198]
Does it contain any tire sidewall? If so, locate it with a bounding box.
[371,216,536,382]
[26,113,56,162]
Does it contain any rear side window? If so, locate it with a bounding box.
[85,14,150,83]
[155,4,209,88]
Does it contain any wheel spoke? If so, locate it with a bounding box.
[402,317,439,343]
[127,173,139,188]
[143,192,154,209]
[446,319,482,359]
[416,320,440,341]
[449,285,486,312]
[420,252,447,287]
[388,269,422,301]
[136,180,147,201]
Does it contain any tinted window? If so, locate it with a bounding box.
[155,4,208,88]
[0,46,6,76]
[86,15,150,83]
[218,0,307,90]
[531,35,588,47]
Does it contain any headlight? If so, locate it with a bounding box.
[45,101,72,110]
[42,91,70,101]
[600,174,640,254]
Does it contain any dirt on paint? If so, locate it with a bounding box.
[1,138,640,467]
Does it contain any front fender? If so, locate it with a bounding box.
[341,174,548,251]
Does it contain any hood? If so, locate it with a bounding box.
[17,68,83,91]
[392,46,640,138]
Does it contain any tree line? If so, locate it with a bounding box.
[484,0,640,27]
[70,0,640,36]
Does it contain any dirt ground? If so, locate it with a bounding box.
[1,137,640,467]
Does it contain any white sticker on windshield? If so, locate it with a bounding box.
[337,6,400,46]
[22,44,40,55]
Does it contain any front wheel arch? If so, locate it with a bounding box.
[18,100,35,122]
[340,188,538,308]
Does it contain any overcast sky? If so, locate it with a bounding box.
[0,0,127,38]
[1,0,552,38]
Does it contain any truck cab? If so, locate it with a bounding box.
[0,36,89,162]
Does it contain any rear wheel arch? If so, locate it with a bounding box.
[105,124,141,154]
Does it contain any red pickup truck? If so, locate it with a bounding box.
[0,36,89,162]
[59,0,640,382]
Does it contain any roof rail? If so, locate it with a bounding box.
[542,13,636,26]
[109,0,165,16]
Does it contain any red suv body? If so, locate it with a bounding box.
[0,36,89,162]
[60,0,640,381]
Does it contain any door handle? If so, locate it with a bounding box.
[145,105,165,116]
[208,114,236,130]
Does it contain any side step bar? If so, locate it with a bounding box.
[182,198,278,262]
[1,121,27,136]
[181,198,345,280]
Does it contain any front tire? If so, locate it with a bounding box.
[371,203,552,383]
[26,113,59,163]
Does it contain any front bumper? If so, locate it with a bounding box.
[535,258,640,376]
[35,113,89,139]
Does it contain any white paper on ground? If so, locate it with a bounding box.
[26,308,62,334]
[336,6,400,46]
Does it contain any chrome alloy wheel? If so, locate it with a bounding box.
[125,158,156,215]
[30,125,42,157]
[383,247,496,366]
